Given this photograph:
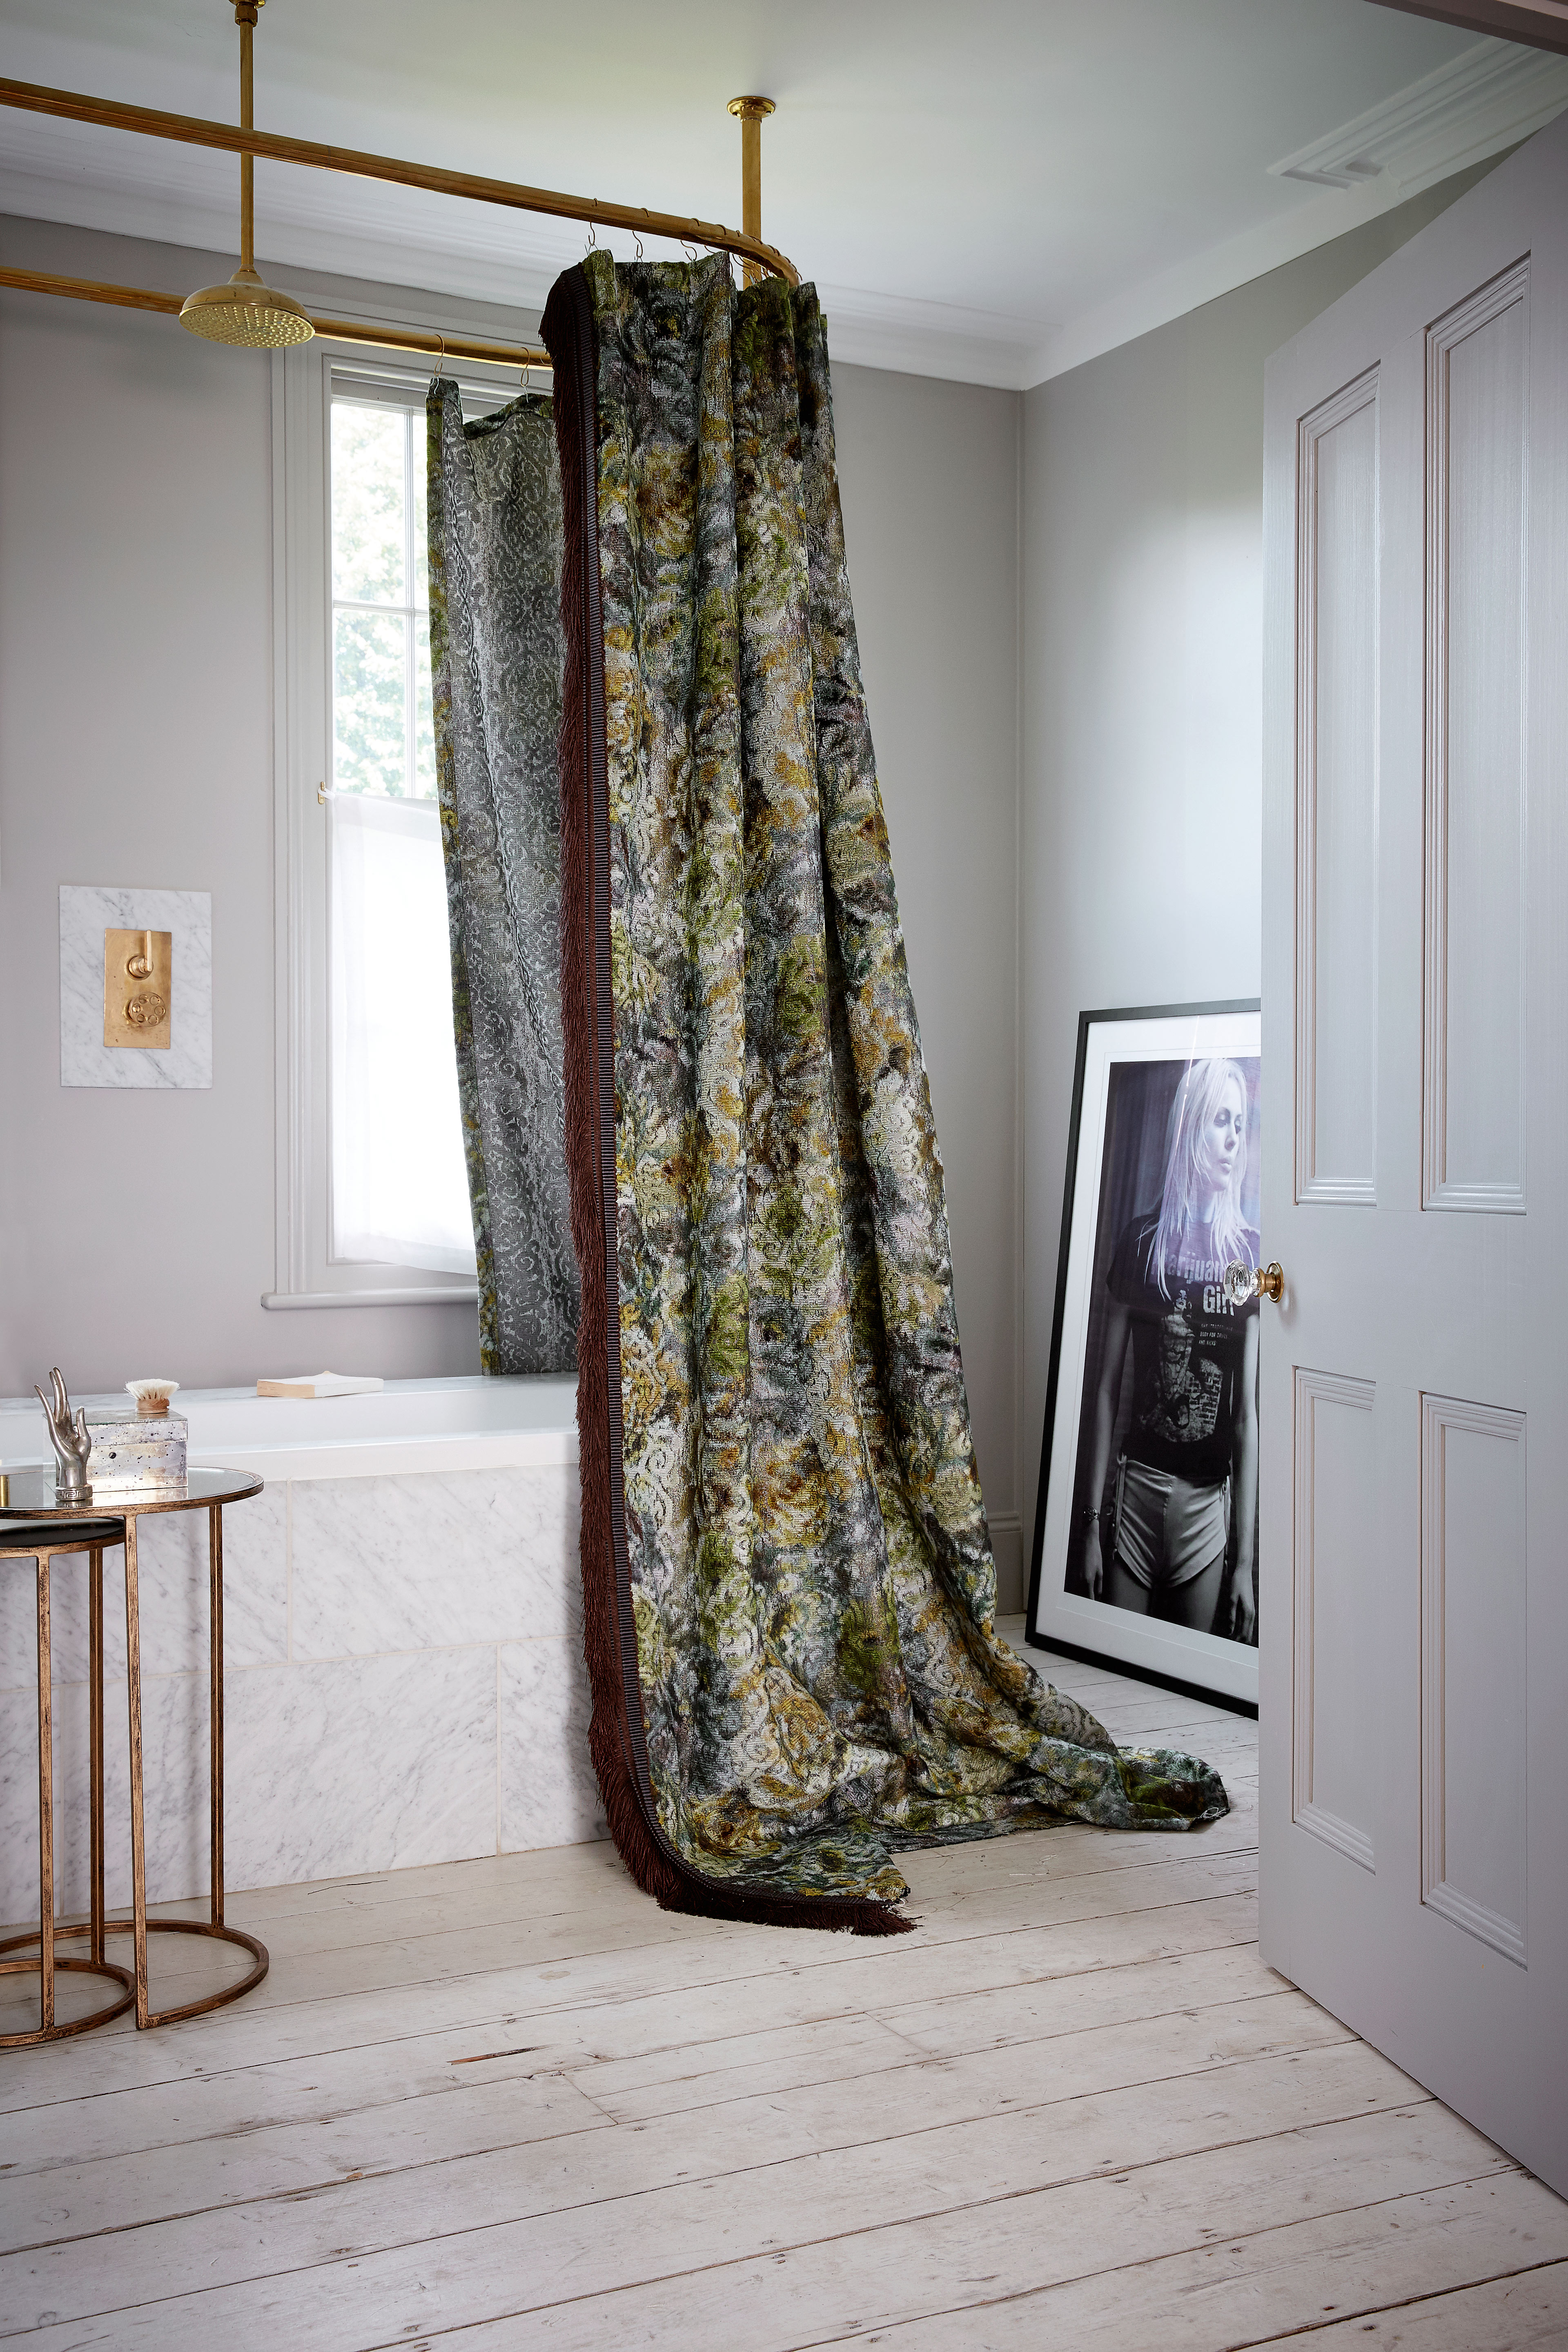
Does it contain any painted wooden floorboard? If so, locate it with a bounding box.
[0,1992,1359,2314]
[2,1641,1559,2351]
[804,2176,1568,2351]
[0,1893,1265,2188]
[403,2111,1526,2352]
[0,2042,1447,2345]
[1252,2263,1568,2348]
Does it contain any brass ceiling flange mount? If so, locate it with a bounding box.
[726,96,776,286]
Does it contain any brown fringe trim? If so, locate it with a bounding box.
[543,261,911,1939]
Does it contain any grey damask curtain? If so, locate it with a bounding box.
[426,382,578,1372]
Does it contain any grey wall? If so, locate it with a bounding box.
[1018,161,1503,1577]
[0,218,506,1400]
[831,365,1023,1588]
[0,218,1025,1588]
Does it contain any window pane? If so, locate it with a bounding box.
[332,402,405,605]
[330,794,474,1274]
[334,608,408,796]
[413,610,435,798]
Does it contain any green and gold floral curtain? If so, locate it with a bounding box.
[541,252,1227,1935]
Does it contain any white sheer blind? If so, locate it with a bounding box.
[327,386,474,1275]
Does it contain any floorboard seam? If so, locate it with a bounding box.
[333,2163,1522,2351]
[0,2061,1431,2279]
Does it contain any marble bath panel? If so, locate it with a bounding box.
[290,1465,579,1660]
[0,1669,209,1921]
[499,1636,606,1855]
[1,1643,503,1919]
[128,1487,289,1675]
[59,884,213,1089]
[223,1648,497,1890]
[0,1486,288,1693]
[0,1544,105,1693]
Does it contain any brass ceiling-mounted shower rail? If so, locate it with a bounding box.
[0,15,793,374]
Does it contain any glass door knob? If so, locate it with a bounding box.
[1223,1260,1284,1306]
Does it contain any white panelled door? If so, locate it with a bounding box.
[1260,116,1568,2193]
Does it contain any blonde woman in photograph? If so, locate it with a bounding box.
[1080,1058,1259,1642]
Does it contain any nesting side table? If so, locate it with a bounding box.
[0,1517,135,2047]
[0,1467,270,2032]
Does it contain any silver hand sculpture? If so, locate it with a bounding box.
[35,1368,93,1503]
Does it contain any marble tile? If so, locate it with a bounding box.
[126,1488,289,1676]
[0,1668,209,1920]
[58,884,212,1089]
[290,1465,579,1659]
[0,1486,287,1692]
[500,1636,607,1854]
[1,1644,500,1920]
[223,1648,497,1891]
[212,1481,290,1668]
[0,1543,102,1693]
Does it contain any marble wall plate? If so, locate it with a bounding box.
[60,884,212,1088]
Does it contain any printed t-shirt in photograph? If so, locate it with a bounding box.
[1105,1213,1260,1490]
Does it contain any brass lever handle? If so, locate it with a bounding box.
[1223,1259,1285,1306]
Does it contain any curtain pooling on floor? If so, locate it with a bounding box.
[541,252,1229,1934]
[427,381,579,1372]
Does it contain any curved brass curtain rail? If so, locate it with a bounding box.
[0,76,800,287]
[0,265,551,370]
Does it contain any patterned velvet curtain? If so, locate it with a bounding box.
[426,381,579,1372]
[541,253,1227,1935]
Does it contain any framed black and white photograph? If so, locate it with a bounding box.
[1026,1002,1262,1707]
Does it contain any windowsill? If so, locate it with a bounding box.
[261,1285,479,1309]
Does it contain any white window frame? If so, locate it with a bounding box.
[267,334,521,1310]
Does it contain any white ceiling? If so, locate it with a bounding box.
[2,0,1566,385]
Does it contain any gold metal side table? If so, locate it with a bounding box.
[0,1517,136,2047]
[0,1468,270,2030]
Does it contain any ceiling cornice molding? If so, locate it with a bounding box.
[1270,32,1568,189]
[1368,0,1568,60]
[1025,33,1568,387]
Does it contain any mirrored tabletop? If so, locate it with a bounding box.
[0,1466,263,1518]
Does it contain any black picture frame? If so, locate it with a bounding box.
[1025,1000,1262,1712]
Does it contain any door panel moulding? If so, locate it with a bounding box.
[1294,366,1381,1209]
[1421,258,1529,1214]
[1292,1368,1379,1873]
[1420,1391,1528,1968]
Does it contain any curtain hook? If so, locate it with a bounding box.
[634,231,644,262]
[586,216,597,252]
[428,328,446,393]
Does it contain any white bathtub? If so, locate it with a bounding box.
[0,1374,601,1922]
[0,1372,579,1481]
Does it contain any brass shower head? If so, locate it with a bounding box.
[179,0,314,350]
[180,263,313,347]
